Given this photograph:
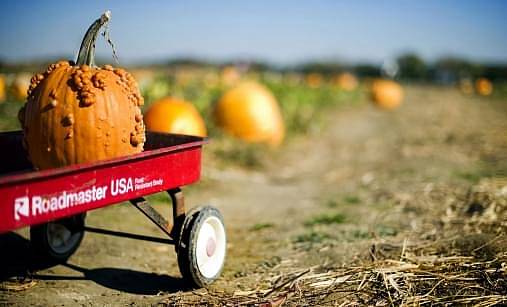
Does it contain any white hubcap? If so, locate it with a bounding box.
[195,216,226,279]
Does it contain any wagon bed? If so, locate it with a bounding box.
[0,130,226,287]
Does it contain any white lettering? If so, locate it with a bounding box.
[135,178,164,191]
[13,179,122,221]
[50,197,57,211]
[111,178,133,196]
[58,192,66,209]
[32,196,42,215]
[17,184,108,220]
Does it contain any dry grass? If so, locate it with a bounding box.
[158,179,506,306]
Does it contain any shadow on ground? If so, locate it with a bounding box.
[0,232,189,295]
[0,232,52,279]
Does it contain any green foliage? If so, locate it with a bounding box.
[397,53,427,80]
[213,140,264,169]
[0,101,22,131]
[144,191,169,204]
[294,231,332,244]
[354,64,381,77]
[454,167,500,184]
[492,81,507,99]
[325,199,339,208]
[376,225,398,237]
[295,62,345,75]
[343,195,361,204]
[304,213,346,227]
[262,76,362,135]
[434,57,484,78]
[323,195,360,209]
[350,229,370,240]
[250,222,274,231]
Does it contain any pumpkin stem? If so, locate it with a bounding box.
[76,10,112,67]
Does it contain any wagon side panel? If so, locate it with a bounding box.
[0,147,201,233]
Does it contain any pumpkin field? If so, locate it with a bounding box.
[1,3,507,306]
[0,65,506,305]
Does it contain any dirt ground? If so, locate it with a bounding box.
[1,85,506,306]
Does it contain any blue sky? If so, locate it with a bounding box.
[1,1,506,65]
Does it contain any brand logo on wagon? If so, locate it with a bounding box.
[13,177,164,221]
[13,185,108,221]
[14,196,29,221]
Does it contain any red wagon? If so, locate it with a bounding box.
[0,131,226,287]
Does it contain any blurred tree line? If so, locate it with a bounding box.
[293,53,507,83]
[2,53,507,83]
[395,53,507,83]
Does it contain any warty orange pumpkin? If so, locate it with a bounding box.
[370,79,404,110]
[213,81,284,146]
[18,11,145,170]
[144,97,207,137]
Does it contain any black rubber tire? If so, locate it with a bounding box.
[30,213,86,263]
[175,206,202,253]
[177,206,226,288]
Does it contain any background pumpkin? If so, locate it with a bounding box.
[305,73,323,89]
[220,66,241,86]
[370,79,404,110]
[144,97,207,137]
[213,81,285,146]
[475,78,493,96]
[459,79,474,95]
[10,73,31,101]
[18,11,145,170]
[0,74,5,103]
[333,72,358,91]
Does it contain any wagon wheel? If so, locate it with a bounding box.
[30,213,86,263]
[177,206,226,287]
